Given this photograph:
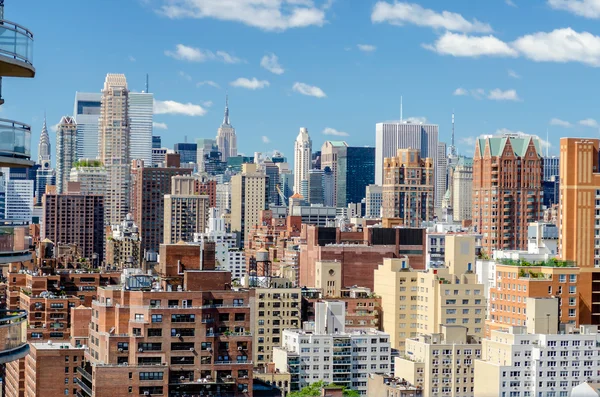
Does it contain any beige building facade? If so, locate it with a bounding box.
[163,194,209,244]
[231,163,268,244]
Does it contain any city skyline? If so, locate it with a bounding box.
[8,1,600,163]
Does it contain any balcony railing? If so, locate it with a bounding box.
[0,309,29,364]
[0,19,34,76]
[0,119,31,160]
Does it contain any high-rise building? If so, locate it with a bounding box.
[55,116,77,194]
[164,194,210,244]
[436,141,448,210]
[174,142,198,165]
[196,138,216,173]
[128,91,153,165]
[151,147,168,167]
[6,179,33,222]
[543,155,559,181]
[264,159,280,205]
[473,134,543,253]
[336,146,375,207]
[365,184,383,218]
[152,135,161,149]
[231,163,268,245]
[320,141,347,206]
[130,157,191,253]
[37,116,51,166]
[41,184,105,262]
[69,159,107,196]
[293,128,312,195]
[73,92,102,160]
[99,74,131,225]
[216,182,231,216]
[375,121,443,205]
[452,156,473,221]
[381,148,434,226]
[307,169,324,205]
[34,167,55,206]
[216,96,237,161]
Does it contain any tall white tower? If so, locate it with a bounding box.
[294,127,312,195]
[99,73,130,225]
[55,116,77,194]
[128,91,153,165]
[216,95,237,162]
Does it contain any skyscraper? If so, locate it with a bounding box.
[174,142,198,165]
[307,169,324,205]
[196,138,216,173]
[55,116,77,194]
[99,74,130,225]
[543,155,559,181]
[293,127,311,195]
[164,194,210,244]
[473,134,543,252]
[231,163,268,245]
[37,116,51,166]
[152,135,161,149]
[73,92,102,160]
[216,96,237,162]
[451,156,473,221]
[375,121,444,206]
[128,91,153,165]
[381,148,435,226]
[336,146,375,207]
[320,140,347,206]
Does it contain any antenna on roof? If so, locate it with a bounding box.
[145,74,149,93]
[400,96,403,122]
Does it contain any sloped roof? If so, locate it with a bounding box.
[477,135,541,158]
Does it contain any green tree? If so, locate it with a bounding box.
[288,381,359,397]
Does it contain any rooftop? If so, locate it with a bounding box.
[499,258,577,268]
[31,341,83,351]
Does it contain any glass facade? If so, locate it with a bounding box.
[336,147,375,207]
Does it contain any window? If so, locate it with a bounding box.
[148,328,162,337]
[151,314,162,323]
[134,314,144,321]
[569,286,576,294]
[139,372,164,381]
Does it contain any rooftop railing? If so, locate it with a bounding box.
[0,309,29,364]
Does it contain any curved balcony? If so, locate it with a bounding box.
[0,118,32,167]
[0,310,29,364]
[0,19,34,78]
[0,222,32,264]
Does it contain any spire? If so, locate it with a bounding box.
[222,94,230,126]
[38,112,51,166]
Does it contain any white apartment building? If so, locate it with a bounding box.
[6,179,33,221]
[424,222,482,269]
[395,325,481,397]
[194,208,245,280]
[293,128,312,195]
[273,301,391,395]
[475,298,600,397]
[69,161,107,196]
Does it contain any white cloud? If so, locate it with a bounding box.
[153,99,207,116]
[512,28,600,67]
[548,0,600,18]
[405,116,428,124]
[460,136,477,146]
[471,88,486,99]
[508,69,521,78]
[203,100,213,107]
[128,55,136,62]
[179,71,192,81]
[159,0,328,32]
[550,118,572,127]
[230,77,270,90]
[357,44,377,52]
[293,82,327,98]
[580,118,599,127]
[423,32,518,57]
[494,129,551,150]
[165,44,242,63]
[196,80,220,88]
[488,89,521,101]
[371,2,492,33]
[262,136,271,144]
[506,0,517,7]
[453,87,468,96]
[323,127,349,137]
[50,123,59,133]
[260,53,285,75]
[153,122,168,130]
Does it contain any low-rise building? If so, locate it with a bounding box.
[366,373,424,397]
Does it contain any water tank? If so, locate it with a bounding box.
[256,248,269,262]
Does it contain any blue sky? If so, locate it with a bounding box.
[8,0,600,161]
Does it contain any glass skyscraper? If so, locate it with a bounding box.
[129,92,153,165]
[73,92,102,160]
[336,147,375,207]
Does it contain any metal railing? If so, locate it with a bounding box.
[0,309,28,363]
[0,19,33,66]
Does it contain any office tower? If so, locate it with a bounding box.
[375,121,442,204]
[321,167,334,207]
[365,184,383,218]
[293,127,311,195]
[279,172,294,204]
[473,134,543,253]
[307,169,324,205]
[543,155,559,181]
[152,135,161,149]
[196,138,216,172]
[34,167,55,206]
[320,141,347,206]
[174,142,198,165]
[264,159,280,205]
[216,96,237,161]
[452,156,473,221]
[151,147,168,167]
[336,146,375,207]
[216,182,231,216]
[99,73,131,225]
[6,179,33,221]
[130,157,192,253]
[311,150,321,169]
[272,151,286,163]
[273,301,391,394]
[55,116,77,194]
[37,116,51,165]
[381,148,434,226]
[128,91,153,165]
[41,184,104,262]
[395,326,481,397]
[436,141,448,210]
[73,92,102,160]
[69,159,107,196]
[231,163,269,244]
[164,194,210,244]
[106,213,142,268]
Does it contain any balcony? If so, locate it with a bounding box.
[0,19,34,78]
[0,309,29,364]
[0,119,32,166]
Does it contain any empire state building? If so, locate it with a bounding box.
[216,96,237,162]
